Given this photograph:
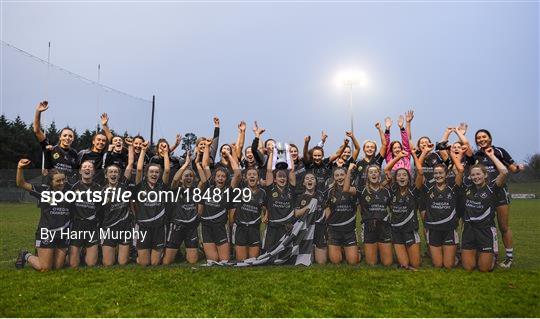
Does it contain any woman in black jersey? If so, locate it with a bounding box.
[199,141,241,264]
[232,157,273,261]
[68,160,101,268]
[352,164,393,266]
[325,165,359,264]
[413,145,463,269]
[15,159,71,271]
[33,101,78,181]
[472,129,524,268]
[99,143,134,266]
[163,152,206,265]
[333,132,360,168]
[384,151,421,269]
[295,172,327,264]
[262,147,297,253]
[149,138,181,170]
[355,122,387,188]
[103,136,128,170]
[134,141,171,266]
[461,147,508,272]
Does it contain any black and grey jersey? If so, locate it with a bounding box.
[417,152,445,186]
[29,185,72,231]
[40,139,79,182]
[421,184,460,231]
[131,181,169,227]
[463,183,499,228]
[358,186,391,223]
[305,158,332,190]
[234,186,266,225]
[70,180,101,221]
[199,181,232,224]
[325,187,357,232]
[103,150,128,170]
[468,146,515,185]
[295,190,325,224]
[355,154,384,188]
[99,178,132,228]
[168,186,199,225]
[389,186,419,232]
[264,184,297,225]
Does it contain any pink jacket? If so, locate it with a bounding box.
[385,128,412,172]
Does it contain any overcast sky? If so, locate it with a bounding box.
[1,1,538,162]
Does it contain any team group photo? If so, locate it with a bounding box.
[0,1,538,318]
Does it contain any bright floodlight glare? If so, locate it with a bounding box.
[335,70,368,88]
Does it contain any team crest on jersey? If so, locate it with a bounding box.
[480,192,488,199]
[447,193,452,199]
[53,152,60,160]
[331,197,337,203]
[357,166,363,172]
[365,195,371,202]
[429,192,435,199]
[272,192,278,198]
[392,196,397,203]
[466,190,471,196]
[301,200,306,206]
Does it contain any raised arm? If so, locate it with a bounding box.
[399,116,411,155]
[33,101,48,142]
[169,134,182,154]
[172,151,190,189]
[135,141,149,185]
[302,136,311,164]
[384,116,392,162]
[405,110,414,147]
[288,146,296,187]
[343,162,357,195]
[437,127,453,162]
[100,113,113,143]
[123,140,135,180]
[235,121,246,161]
[384,151,407,179]
[317,130,328,148]
[162,146,171,185]
[16,159,33,192]
[346,131,361,161]
[454,123,473,157]
[252,122,265,167]
[261,147,274,187]
[228,147,241,188]
[329,139,349,163]
[375,122,387,158]
[209,117,220,163]
[486,147,509,187]
[449,148,464,186]
[202,139,212,181]
[413,146,430,189]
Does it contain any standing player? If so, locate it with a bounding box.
[355,122,387,188]
[413,145,463,269]
[325,165,360,265]
[384,151,421,269]
[33,101,78,182]
[99,142,134,266]
[15,159,71,271]
[262,148,297,252]
[69,160,101,267]
[461,147,508,272]
[231,162,272,261]
[198,142,241,264]
[163,152,206,265]
[470,129,524,268]
[355,164,393,266]
[133,141,171,266]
